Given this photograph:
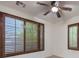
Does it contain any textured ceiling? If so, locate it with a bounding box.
[0,1,79,23]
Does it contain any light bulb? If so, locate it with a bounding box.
[51,7,58,12]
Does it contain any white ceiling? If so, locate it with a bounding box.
[0,1,79,23]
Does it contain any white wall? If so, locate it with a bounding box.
[51,16,79,58]
[0,5,56,58]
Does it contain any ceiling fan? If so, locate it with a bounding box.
[37,1,72,18]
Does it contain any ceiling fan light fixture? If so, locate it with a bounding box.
[51,7,58,12]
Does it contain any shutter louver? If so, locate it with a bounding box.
[5,17,15,54]
[25,22,38,51]
[5,17,24,54]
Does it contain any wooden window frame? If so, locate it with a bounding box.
[68,23,79,50]
[0,12,44,57]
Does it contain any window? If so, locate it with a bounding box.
[5,17,24,54]
[0,12,44,57]
[68,23,79,50]
[39,24,44,50]
[25,21,39,52]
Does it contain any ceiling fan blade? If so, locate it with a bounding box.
[51,1,56,6]
[37,2,49,6]
[60,7,72,11]
[16,1,26,8]
[44,11,51,15]
[56,12,61,18]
